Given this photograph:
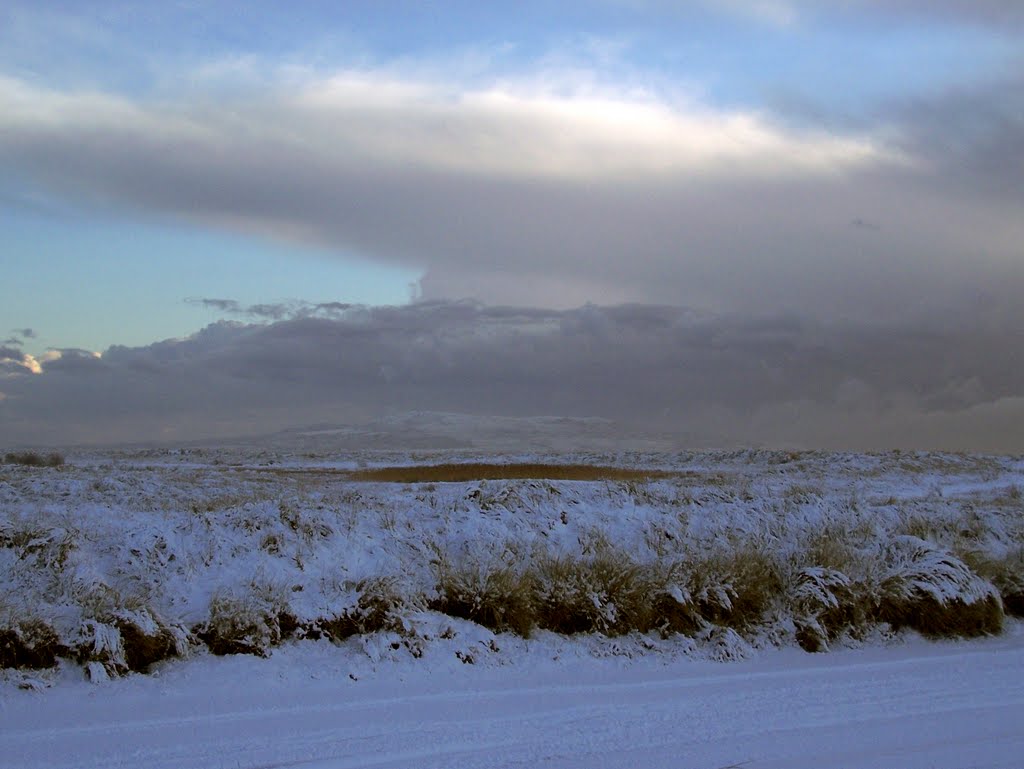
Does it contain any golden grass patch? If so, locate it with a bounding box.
[345,463,673,483]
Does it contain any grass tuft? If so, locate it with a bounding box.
[533,549,658,636]
[0,619,66,669]
[198,593,285,657]
[876,537,1003,638]
[431,559,537,636]
[318,577,409,641]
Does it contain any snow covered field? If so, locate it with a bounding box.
[2,447,1023,767]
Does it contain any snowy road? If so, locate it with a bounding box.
[3,632,1023,769]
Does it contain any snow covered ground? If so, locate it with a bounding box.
[2,625,1023,769]
[2,447,1022,767]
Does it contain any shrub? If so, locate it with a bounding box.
[952,547,1024,618]
[647,580,705,637]
[688,548,786,629]
[789,567,871,652]
[318,577,408,642]
[431,560,536,636]
[533,550,657,636]
[875,536,1003,638]
[0,619,66,669]
[198,593,288,657]
[3,451,64,468]
[73,609,188,676]
[111,610,186,672]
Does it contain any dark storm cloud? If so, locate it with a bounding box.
[2,302,1021,451]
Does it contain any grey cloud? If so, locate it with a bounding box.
[845,1,1024,27]
[39,349,106,374]
[13,328,36,339]
[891,73,1024,204]
[0,346,34,376]
[850,218,879,231]
[3,337,24,346]
[1,72,1020,328]
[187,298,358,320]
[635,2,1024,28]
[187,298,242,314]
[1,301,1021,452]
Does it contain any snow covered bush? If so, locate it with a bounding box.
[532,548,657,636]
[198,587,293,657]
[431,554,537,636]
[960,547,1024,617]
[316,577,411,641]
[0,618,65,669]
[875,536,1003,638]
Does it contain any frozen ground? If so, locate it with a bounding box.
[1,447,1022,767]
[2,624,1023,769]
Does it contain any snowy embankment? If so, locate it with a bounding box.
[1,449,1022,683]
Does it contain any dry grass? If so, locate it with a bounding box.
[197,591,291,657]
[0,620,66,669]
[532,551,658,636]
[345,463,674,483]
[2,451,64,468]
[317,577,409,641]
[431,560,537,636]
[959,547,1024,617]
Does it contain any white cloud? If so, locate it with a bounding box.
[0,71,889,182]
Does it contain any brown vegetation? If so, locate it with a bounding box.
[345,463,674,483]
[0,620,65,669]
[3,451,64,468]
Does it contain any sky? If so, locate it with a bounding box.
[1,1,1022,450]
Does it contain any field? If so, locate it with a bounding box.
[2,447,1023,767]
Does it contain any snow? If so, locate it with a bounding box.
[1,447,1022,767]
[2,626,1023,768]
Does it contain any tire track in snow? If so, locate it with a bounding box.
[2,639,1023,769]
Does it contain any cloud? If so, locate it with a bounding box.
[710,1,800,27]
[0,346,41,375]
[1,300,1021,451]
[1,70,940,317]
[890,72,1024,204]
[13,327,36,339]
[2,37,1022,394]
[720,1,1024,28]
[185,298,355,321]
[846,1,1024,27]
[2,62,1020,326]
[618,1,1024,29]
